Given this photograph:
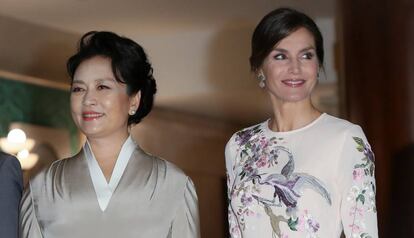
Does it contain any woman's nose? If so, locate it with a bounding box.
[288,59,301,74]
[82,90,97,106]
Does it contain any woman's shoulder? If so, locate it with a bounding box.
[29,152,82,187]
[319,114,364,135]
[235,121,266,135]
[226,121,266,146]
[144,154,195,200]
[137,149,190,185]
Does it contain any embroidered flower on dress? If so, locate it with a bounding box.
[353,168,365,181]
[297,210,320,238]
[241,193,254,207]
[347,137,377,238]
[256,155,268,168]
[228,125,331,238]
[347,185,360,202]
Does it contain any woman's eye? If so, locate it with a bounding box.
[274,54,286,60]
[97,85,110,90]
[71,87,84,93]
[302,52,314,60]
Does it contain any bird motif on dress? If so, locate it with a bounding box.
[252,146,331,208]
[250,146,332,237]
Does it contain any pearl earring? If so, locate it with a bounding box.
[129,110,136,115]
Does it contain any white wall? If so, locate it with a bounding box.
[0,15,79,83]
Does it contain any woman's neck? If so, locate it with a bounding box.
[270,100,321,132]
[87,130,130,182]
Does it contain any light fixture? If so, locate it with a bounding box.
[0,128,38,170]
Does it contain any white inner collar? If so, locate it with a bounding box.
[84,135,136,211]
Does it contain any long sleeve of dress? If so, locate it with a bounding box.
[169,177,200,238]
[338,125,378,238]
[19,185,42,238]
[225,134,242,238]
[0,156,23,238]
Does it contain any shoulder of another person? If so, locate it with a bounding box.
[0,151,16,160]
[0,152,20,169]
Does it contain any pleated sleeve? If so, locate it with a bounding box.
[19,185,43,238]
[169,177,200,238]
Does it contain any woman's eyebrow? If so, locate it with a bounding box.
[273,46,315,53]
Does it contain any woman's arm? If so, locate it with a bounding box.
[225,134,242,238]
[339,125,378,238]
[19,184,43,238]
[169,177,200,238]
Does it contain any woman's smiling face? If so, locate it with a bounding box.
[70,56,137,139]
[260,27,320,104]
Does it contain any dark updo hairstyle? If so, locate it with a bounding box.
[250,8,324,72]
[67,31,157,125]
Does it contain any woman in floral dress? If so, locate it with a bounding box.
[225,8,378,238]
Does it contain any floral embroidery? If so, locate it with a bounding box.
[297,210,320,238]
[353,137,375,178]
[228,125,332,238]
[347,137,376,238]
[353,168,365,181]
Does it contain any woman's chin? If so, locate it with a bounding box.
[273,94,311,104]
[80,127,105,139]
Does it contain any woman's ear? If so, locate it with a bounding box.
[129,91,141,113]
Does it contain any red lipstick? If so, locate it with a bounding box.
[82,111,103,121]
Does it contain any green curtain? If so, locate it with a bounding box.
[0,77,78,153]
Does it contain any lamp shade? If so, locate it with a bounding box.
[0,128,38,170]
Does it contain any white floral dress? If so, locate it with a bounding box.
[225,113,378,238]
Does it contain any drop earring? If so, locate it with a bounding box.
[257,73,266,88]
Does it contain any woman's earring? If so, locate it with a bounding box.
[129,110,136,115]
[257,73,266,88]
